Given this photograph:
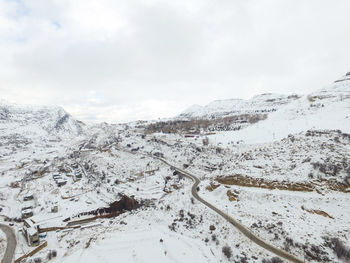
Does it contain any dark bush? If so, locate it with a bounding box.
[179,209,184,218]
[333,238,350,260]
[344,175,350,185]
[262,257,284,263]
[191,197,195,204]
[168,222,177,232]
[222,245,232,259]
[187,212,195,220]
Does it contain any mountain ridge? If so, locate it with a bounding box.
[178,92,300,120]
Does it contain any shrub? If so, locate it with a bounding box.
[333,238,350,260]
[202,137,209,146]
[179,209,184,218]
[222,245,232,259]
[262,257,284,263]
[344,175,350,185]
[168,223,176,232]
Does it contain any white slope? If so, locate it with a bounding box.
[60,226,217,263]
[178,93,299,119]
[211,79,350,145]
[0,100,85,166]
[0,100,84,139]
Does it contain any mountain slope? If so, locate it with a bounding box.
[212,78,350,145]
[0,101,85,162]
[178,93,300,120]
[0,100,84,138]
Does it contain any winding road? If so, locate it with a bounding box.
[158,158,305,263]
[0,224,16,263]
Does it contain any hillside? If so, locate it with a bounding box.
[0,73,350,263]
[178,93,300,120]
[211,77,350,145]
[0,100,84,138]
[146,93,300,134]
[0,100,85,167]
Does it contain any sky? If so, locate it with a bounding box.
[0,0,350,123]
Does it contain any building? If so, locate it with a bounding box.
[51,205,58,213]
[23,194,34,201]
[52,174,61,180]
[21,208,33,219]
[22,219,40,246]
[56,179,67,187]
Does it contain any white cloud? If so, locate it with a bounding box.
[0,0,349,123]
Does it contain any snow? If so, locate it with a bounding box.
[201,183,350,255]
[211,80,350,145]
[178,93,297,119]
[0,74,349,263]
[61,226,217,263]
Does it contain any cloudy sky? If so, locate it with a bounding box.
[1,0,349,123]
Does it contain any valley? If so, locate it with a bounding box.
[0,75,350,263]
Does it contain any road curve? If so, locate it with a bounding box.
[158,158,304,263]
[0,224,16,263]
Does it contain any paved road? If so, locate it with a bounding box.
[158,158,305,263]
[0,224,16,263]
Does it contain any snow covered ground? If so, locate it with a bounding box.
[60,227,217,263]
[210,79,350,145]
[0,75,349,263]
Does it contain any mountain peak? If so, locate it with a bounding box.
[0,101,84,138]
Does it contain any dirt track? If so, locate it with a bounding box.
[158,158,305,263]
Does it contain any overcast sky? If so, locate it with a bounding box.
[0,0,349,123]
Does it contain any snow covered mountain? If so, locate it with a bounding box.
[0,100,85,163]
[212,75,350,145]
[1,73,350,263]
[178,93,300,120]
[0,100,84,139]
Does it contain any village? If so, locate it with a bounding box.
[1,134,193,262]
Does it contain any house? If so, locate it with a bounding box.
[51,205,58,213]
[21,208,33,219]
[74,169,82,177]
[23,194,34,201]
[56,179,67,187]
[22,219,39,246]
[52,174,61,180]
[22,206,33,211]
[74,173,82,181]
